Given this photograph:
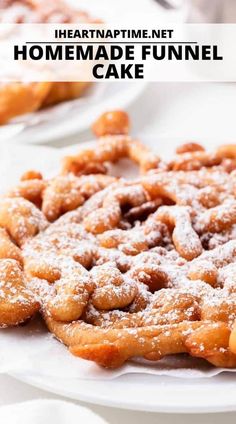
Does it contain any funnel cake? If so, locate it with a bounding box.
[0,0,97,124]
[1,110,236,370]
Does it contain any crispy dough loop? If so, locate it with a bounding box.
[20,170,43,181]
[201,297,236,325]
[97,216,169,256]
[92,110,130,137]
[8,174,116,222]
[84,184,149,234]
[0,227,23,265]
[176,142,205,154]
[0,197,48,246]
[8,179,46,208]
[155,205,202,260]
[84,289,200,329]
[196,200,236,234]
[129,263,171,292]
[91,263,138,310]
[169,151,221,171]
[62,135,161,176]
[0,259,39,327]
[98,228,149,255]
[46,269,94,322]
[169,144,236,173]
[42,174,116,221]
[216,144,236,160]
[187,260,218,287]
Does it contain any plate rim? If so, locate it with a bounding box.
[9,372,236,414]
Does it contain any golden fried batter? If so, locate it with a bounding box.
[1,111,236,370]
[0,259,39,327]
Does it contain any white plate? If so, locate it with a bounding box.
[0,82,147,145]
[11,372,236,413]
[1,138,235,414]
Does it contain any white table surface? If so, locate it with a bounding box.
[2,82,236,423]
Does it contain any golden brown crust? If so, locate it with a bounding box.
[1,111,236,370]
[21,170,43,181]
[0,197,48,246]
[0,259,39,327]
[0,228,23,265]
[176,142,205,154]
[92,111,130,137]
[45,318,236,369]
[62,135,161,176]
